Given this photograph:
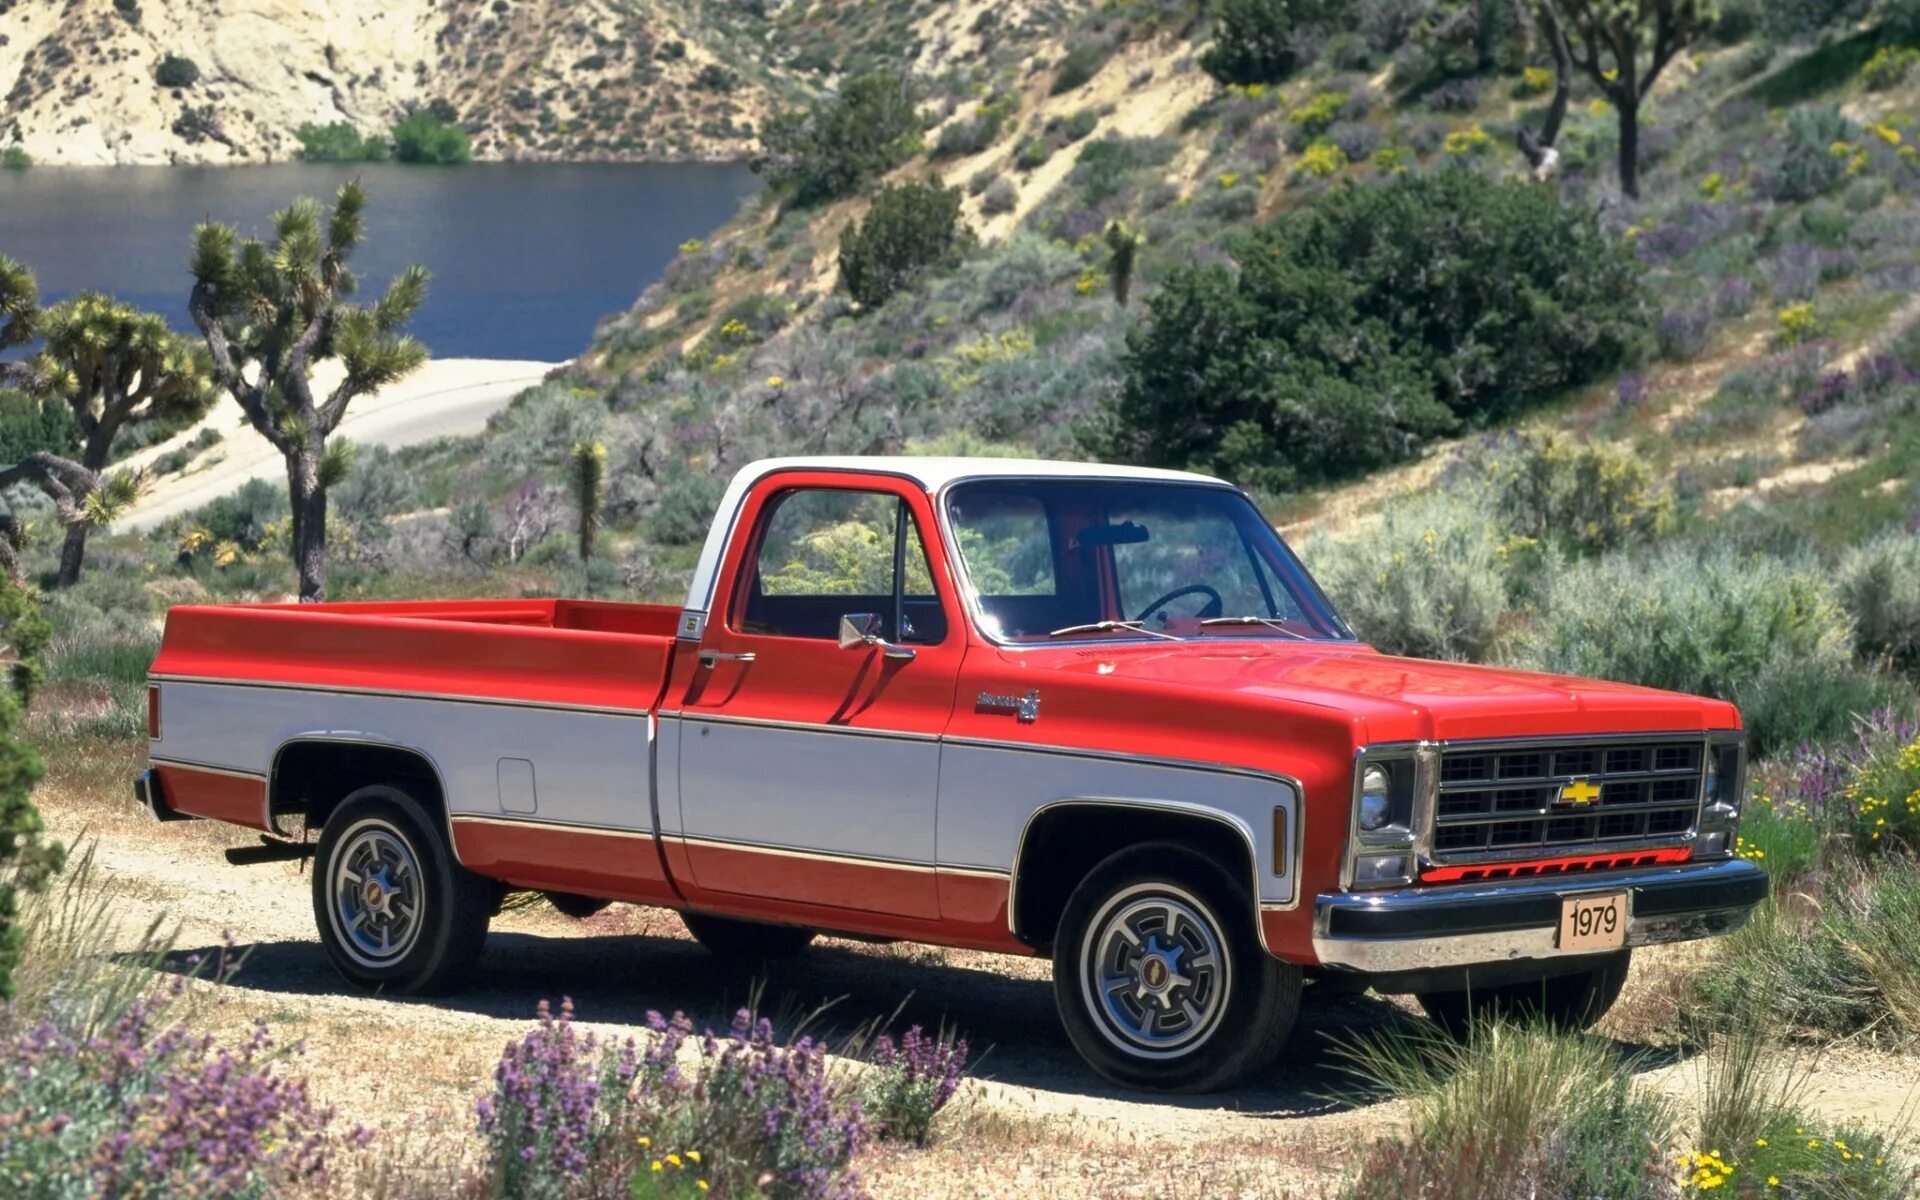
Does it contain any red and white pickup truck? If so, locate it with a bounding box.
[137,457,1766,1090]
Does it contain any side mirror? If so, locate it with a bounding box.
[838,613,916,661]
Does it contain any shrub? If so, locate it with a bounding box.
[1326,120,1381,162]
[1111,168,1646,490]
[191,478,289,553]
[476,997,629,1199]
[392,109,472,164]
[294,120,387,162]
[1305,492,1511,662]
[0,147,27,170]
[1338,1023,1673,1200]
[1287,90,1346,137]
[1485,433,1673,556]
[837,181,970,309]
[332,442,418,536]
[1200,0,1306,86]
[0,570,54,1001]
[1013,137,1049,170]
[1518,547,1856,757]
[980,177,1017,215]
[154,54,199,88]
[0,979,353,1198]
[754,73,922,207]
[1761,0,1873,38]
[485,384,606,476]
[647,465,727,546]
[1862,44,1920,89]
[860,1026,968,1146]
[1762,104,1858,202]
[1051,41,1107,94]
[1840,533,1920,674]
[0,390,80,463]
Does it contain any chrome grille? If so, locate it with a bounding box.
[1429,738,1705,862]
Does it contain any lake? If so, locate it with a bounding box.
[0,162,761,361]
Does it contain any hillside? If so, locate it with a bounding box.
[0,0,1097,165]
[0,0,783,164]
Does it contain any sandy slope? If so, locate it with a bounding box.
[119,357,558,532]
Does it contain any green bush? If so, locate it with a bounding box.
[1111,168,1646,491]
[646,465,726,546]
[1484,433,1673,556]
[1763,104,1858,202]
[837,182,970,309]
[0,570,57,1001]
[1518,547,1856,756]
[0,147,28,170]
[294,121,388,162]
[391,110,472,164]
[154,54,199,88]
[753,73,922,207]
[1200,0,1308,86]
[1839,533,1920,674]
[0,390,79,463]
[1052,42,1108,94]
[1304,491,1512,663]
[484,383,606,476]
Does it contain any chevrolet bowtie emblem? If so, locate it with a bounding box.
[1559,778,1602,807]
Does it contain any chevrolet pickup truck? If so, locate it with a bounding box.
[136,456,1767,1091]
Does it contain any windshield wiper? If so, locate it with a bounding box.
[1045,620,1181,641]
[1199,616,1309,640]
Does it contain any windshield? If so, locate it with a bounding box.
[944,479,1353,644]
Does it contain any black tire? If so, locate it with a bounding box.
[311,785,492,995]
[1417,949,1633,1040]
[680,911,816,960]
[1052,841,1301,1093]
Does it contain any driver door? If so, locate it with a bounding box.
[673,479,963,919]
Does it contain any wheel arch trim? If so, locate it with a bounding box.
[267,734,464,868]
[1007,797,1277,955]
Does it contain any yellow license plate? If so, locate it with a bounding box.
[1558,892,1627,952]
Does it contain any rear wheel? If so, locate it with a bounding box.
[312,785,492,995]
[1417,950,1633,1039]
[681,911,816,960]
[1052,842,1300,1092]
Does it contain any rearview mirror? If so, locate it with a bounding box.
[838,613,916,661]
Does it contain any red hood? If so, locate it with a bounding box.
[1011,640,1740,744]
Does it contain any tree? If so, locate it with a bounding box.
[570,439,606,561]
[1110,168,1646,491]
[1199,0,1315,86]
[0,255,37,392]
[0,457,144,585]
[1517,0,1576,179]
[0,557,59,1001]
[1554,0,1716,199]
[837,182,970,309]
[391,110,472,164]
[15,293,212,584]
[752,74,922,207]
[188,181,429,602]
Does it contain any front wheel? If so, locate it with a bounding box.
[312,785,492,995]
[1052,842,1301,1092]
[1417,949,1633,1040]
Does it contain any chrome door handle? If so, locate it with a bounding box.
[698,650,758,668]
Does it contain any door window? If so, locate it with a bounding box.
[736,489,946,643]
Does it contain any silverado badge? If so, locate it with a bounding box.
[1558,777,1602,807]
[977,689,1042,723]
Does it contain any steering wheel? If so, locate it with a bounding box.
[1133,584,1224,624]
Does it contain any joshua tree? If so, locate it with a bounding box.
[13,293,212,584]
[0,255,38,391]
[1104,220,1146,307]
[1552,0,1715,199]
[570,439,606,561]
[188,181,428,602]
[0,456,144,586]
[1517,0,1575,180]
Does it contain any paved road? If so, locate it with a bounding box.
[120,359,560,533]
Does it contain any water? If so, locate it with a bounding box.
[0,162,761,361]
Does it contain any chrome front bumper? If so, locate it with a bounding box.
[1312,858,1767,987]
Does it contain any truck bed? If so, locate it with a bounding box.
[150,598,681,712]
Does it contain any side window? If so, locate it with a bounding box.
[946,490,1063,640]
[738,489,946,643]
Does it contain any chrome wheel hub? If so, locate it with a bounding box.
[331,823,424,969]
[1081,885,1231,1057]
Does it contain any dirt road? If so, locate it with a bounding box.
[31,733,1920,1198]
